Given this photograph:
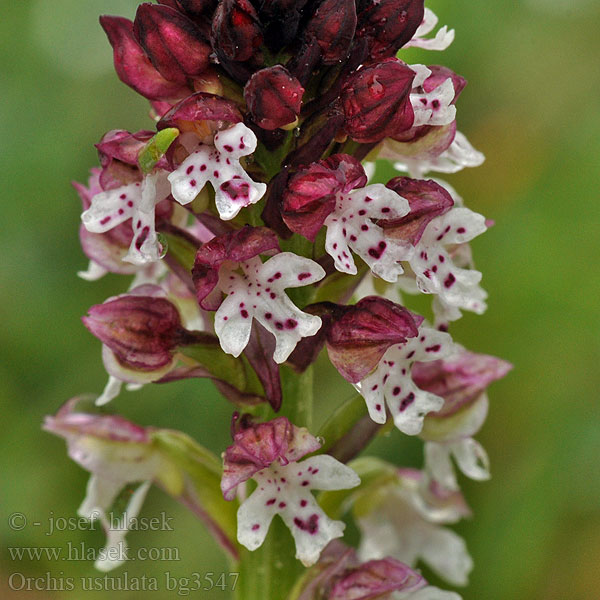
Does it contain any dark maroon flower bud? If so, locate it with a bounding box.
[341,59,416,143]
[413,351,512,417]
[282,154,367,241]
[305,0,357,64]
[356,0,425,60]
[211,0,263,62]
[244,66,304,130]
[133,3,211,85]
[257,0,308,51]
[321,297,422,383]
[383,177,454,245]
[82,294,191,371]
[192,226,280,309]
[99,15,188,100]
[157,92,242,132]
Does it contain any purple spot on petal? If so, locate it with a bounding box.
[265,312,272,319]
[285,319,298,329]
[426,344,441,353]
[457,227,466,234]
[100,216,111,225]
[186,165,194,175]
[294,514,319,534]
[300,500,307,507]
[444,273,456,288]
[400,392,415,411]
[266,498,276,506]
[224,144,233,152]
[220,179,250,202]
[393,386,401,396]
[241,309,249,318]
[298,272,311,280]
[200,164,207,171]
[252,524,260,531]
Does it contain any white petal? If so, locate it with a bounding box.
[424,442,458,491]
[450,438,490,481]
[418,526,473,587]
[405,9,455,52]
[237,489,278,551]
[296,455,361,491]
[78,474,122,519]
[280,503,346,567]
[95,375,123,406]
[95,481,152,572]
[81,182,140,233]
[78,260,108,281]
[214,293,254,358]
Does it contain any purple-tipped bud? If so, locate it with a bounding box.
[282,154,367,241]
[100,15,188,100]
[221,417,321,500]
[414,351,512,417]
[157,91,242,132]
[320,297,422,383]
[82,294,189,371]
[341,59,415,143]
[356,0,425,60]
[244,66,304,130]
[330,557,425,599]
[134,3,211,85]
[383,177,454,246]
[305,0,357,64]
[211,0,263,62]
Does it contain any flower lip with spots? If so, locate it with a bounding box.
[168,121,267,220]
[192,226,325,363]
[221,417,360,566]
[354,323,455,435]
[283,154,413,283]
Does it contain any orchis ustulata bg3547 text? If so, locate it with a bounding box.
[45,2,511,598]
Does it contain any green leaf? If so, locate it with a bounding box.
[278,364,314,430]
[138,128,179,174]
[179,339,248,392]
[316,394,369,455]
[162,230,197,271]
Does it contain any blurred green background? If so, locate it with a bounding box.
[1,0,599,598]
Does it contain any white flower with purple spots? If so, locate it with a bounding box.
[407,207,488,321]
[354,325,455,435]
[324,184,412,282]
[222,418,360,566]
[405,8,455,51]
[214,252,325,363]
[168,122,267,220]
[410,65,457,128]
[81,171,171,265]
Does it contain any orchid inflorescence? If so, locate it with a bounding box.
[45,1,511,598]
